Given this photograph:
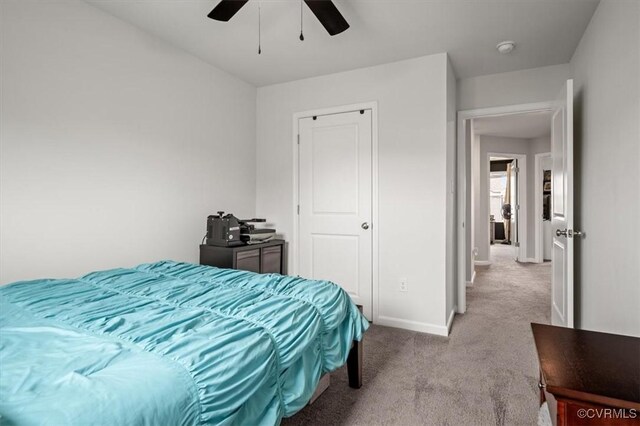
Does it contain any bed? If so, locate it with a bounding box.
[0,260,369,425]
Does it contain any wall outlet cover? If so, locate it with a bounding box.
[399,279,408,292]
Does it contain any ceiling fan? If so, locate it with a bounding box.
[207,0,350,36]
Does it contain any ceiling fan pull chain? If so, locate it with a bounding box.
[299,0,304,41]
[258,1,262,55]
[258,1,262,54]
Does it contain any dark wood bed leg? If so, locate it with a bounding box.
[347,304,364,389]
[347,337,362,389]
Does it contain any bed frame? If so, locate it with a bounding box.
[308,304,364,406]
[347,304,364,389]
[309,306,363,408]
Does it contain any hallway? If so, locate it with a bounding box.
[284,245,551,425]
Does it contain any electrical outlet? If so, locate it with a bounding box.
[399,279,408,292]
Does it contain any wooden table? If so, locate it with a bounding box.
[531,323,640,425]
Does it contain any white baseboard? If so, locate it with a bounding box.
[475,260,491,266]
[377,315,449,336]
[466,270,476,286]
[446,307,457,334]
[520,257,542,263]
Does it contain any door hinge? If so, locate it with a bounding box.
[297,134,300,145]
[512,167,520,173]
[515,242,520,247]
[297,205,300,215]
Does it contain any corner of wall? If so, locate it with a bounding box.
[445,51,458,318]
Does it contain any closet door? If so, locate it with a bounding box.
[508,159,519,260]
[298,110,373,318]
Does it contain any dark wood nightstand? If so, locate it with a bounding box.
[199,239,285,274]
[531,323,640,425]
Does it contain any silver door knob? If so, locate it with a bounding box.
[556,229,568,237]
[361,222,369,230]
[568,229,584,238]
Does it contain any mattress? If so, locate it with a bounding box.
[0,261,369,425]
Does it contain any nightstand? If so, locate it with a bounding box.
[199,239,285,274]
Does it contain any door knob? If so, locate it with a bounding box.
[568,229,584,238]
[557,229,585,238]
[361,222,370,230]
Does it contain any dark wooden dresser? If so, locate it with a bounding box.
[199,239,285,274]
[531,323,640,425]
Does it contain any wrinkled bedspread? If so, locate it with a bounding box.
[0,261,369,425]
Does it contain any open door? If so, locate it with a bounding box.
[509,159,519,260]
[551,79,575,327]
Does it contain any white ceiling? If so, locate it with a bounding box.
[86,0,599,87]
[474,110,552,139]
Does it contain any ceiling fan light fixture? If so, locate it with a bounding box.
[207,0,349,37]
[497,40,516,54]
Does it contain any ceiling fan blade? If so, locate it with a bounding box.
[303,0,349,36]
[207,0,249,22]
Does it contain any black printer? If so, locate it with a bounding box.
[206,212,276,247]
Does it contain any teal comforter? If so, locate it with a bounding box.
[0,261,369,425]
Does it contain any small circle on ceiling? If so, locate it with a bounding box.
[497,41,516,54]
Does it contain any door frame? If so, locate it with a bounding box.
[534,152,552,264]
[291,101,379,322]
[486,152,528,262]
[457,101,554,313]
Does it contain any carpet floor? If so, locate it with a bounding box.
[283,245,551,426]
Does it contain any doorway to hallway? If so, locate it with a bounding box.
[457,80,575,328]
[459,105,556,323]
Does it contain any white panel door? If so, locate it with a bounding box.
[509,159,519,260]
[298,110,373,318]
[551,79,574,327]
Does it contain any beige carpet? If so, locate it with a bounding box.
[283,245,551,426]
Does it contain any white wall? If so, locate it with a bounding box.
[528,136,551,258]
[570,0,640,337]
[530,135,551,155]
[0,0,257,284]
[470,130,481,268]
[256,54,453,334]
[458,64,571,111]
[474,135,549,262]
[464,123,475,282]
[445,56,458,320]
